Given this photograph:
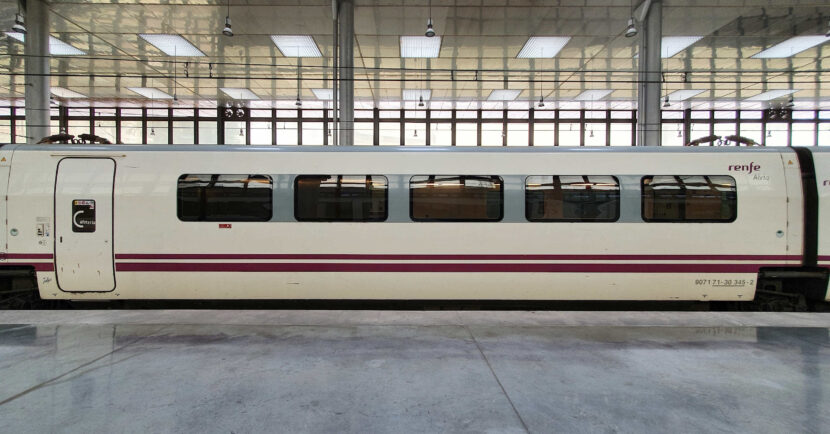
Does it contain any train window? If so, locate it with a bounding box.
[642,175,737,222]
[525,176,620,222]
[410,175,503,222]
[295,175,388,222]
[177,174,273,222]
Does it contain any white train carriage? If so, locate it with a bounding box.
[0,144,827,302]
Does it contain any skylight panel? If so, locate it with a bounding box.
[751,36,828,58]
[139,34,205,57]
[666,89,706,101]
[270,35,322,57]
[574,90,613,101]
[516,37,571,58]
[312,89,333,100]
[402,89,431,101]
[487,90,522,101]
[51,87,86,98]
[744,89,798,101]
[128,87,174,99]
[661,36,703,57]
[5,32,86,55]
[220,88,260,100]
[400,36,442,58]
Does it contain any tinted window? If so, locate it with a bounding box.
[642,175,737,222]
[526,176,619,222]
[410,175,503,221]
[177,174,273,221]
[295,175,388,222]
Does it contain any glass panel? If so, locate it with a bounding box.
[714,111,736,119]
[559,111,580,119]
[819,123,830,147]
[714,123,736,142]
[177,174,273,222]
[534,124,555,146]
[456,111,477,119]
[303,122,324,146]
[558,123,580,146]
[68,120,91,135]
[690,123,711,145]
[765,124,788,147]
[0,120,10,143]
[610,123,632,146]
[740,123,762,146]
[584,123,606,146]
[662,124,684,146]
[405,123,426,146]
[147,121,169,145]
[481,123,502,146]
[294,175,387,222]
[198,121,218,144]
[611,111,632,119]
[430,123,452,146]
[526,176,619,222]
[251,121,272,145]
[15,119,25,143]
[690,111,710,119]
[379,122,400,146]
[507,123,528,146]
[276,122,298,145]
[791,123,815,147]
[354,122,373,146]
[792,111,815,120]
[662,111,683,120]
[456,123,477,146]
[224,121,246,145]
[276,110,297,118]
[642,175,737,222]
[95,120,117,143]
[120,120,143,144]
[410,175,503,222]
[251,109,271,118]
[172,121,194,144]
[50,119,61,136]
[740,111,762,120]
[121,109,142,118]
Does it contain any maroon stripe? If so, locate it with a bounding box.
[115,262,769,273]
[5,253,54,259]
[114,253,800,261]
[5,262,54,272]
[818,256,830,261]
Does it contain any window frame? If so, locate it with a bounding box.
[640,175,737,223]
[293,174,389,222]
[524,175,621,223]
[176,174,274,222]
[409,175,505,222]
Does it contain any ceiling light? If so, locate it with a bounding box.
[826,20,830,38]
[425,19,435,38]
[487,89,521,101]
[744,89,798,101]
[400,36,441,58]
[295,97,302,107]
[139,34,205,57]
[418,96,425,107]
[751,36,828,58]
[666,89,705,101]
[537,97,545,108]
[128,87,174,99]
[5,32,86,55]
[223,16,233,37]
[663,96,670,108]
[624,18,637,38]
[574,89,613,101]
[312,89,333,100]
[402,89,431,101]
[517,37,571,58]
[661,36,703,57]
[220,88,259,100]
[12,13,25,34]
[785,95,795,108]
[51,87,86,98]
[271,35,322,57]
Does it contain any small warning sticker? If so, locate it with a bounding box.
[72,200,96,233]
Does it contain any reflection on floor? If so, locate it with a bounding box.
[1,311,828,433]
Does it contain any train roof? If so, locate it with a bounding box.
[0,143,815,155]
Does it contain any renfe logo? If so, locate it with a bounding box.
[729,162,760,174]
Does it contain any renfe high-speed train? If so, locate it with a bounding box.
[0,144,828,304]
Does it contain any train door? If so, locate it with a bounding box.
[54,158,115,292]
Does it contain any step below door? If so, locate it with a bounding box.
[54,158,115,292]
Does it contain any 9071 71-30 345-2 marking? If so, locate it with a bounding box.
[694,278,754,287]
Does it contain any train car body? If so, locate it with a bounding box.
[0,144,827,302]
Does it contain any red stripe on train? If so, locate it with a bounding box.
[114,262,773,273]
[114,253,801,261]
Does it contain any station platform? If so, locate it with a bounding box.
[1,310,828,433]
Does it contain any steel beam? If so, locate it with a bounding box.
[636,0,662,146]
[338,0,354,145]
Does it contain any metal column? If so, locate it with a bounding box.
[636,0,662,146]
[24,0,51,144]
[338,0,354,146]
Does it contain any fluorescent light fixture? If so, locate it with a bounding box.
[270,35,322,57]
[312,89,333,100]
[744,89,798,101]
[139,34,205,57]
[487,89,522,101]
[751,36,828,58]
[400,36,442,58]
[51,87,86,98]
[402,89,431,101]
[220,88,260,100]
[661,36,703,57]
[574,89,613,101]
[516,36,571,58]
[666,89,706,101]
[5,32,86,55]
[128,87,174,99]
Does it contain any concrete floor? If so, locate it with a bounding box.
[0,311,828,434]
